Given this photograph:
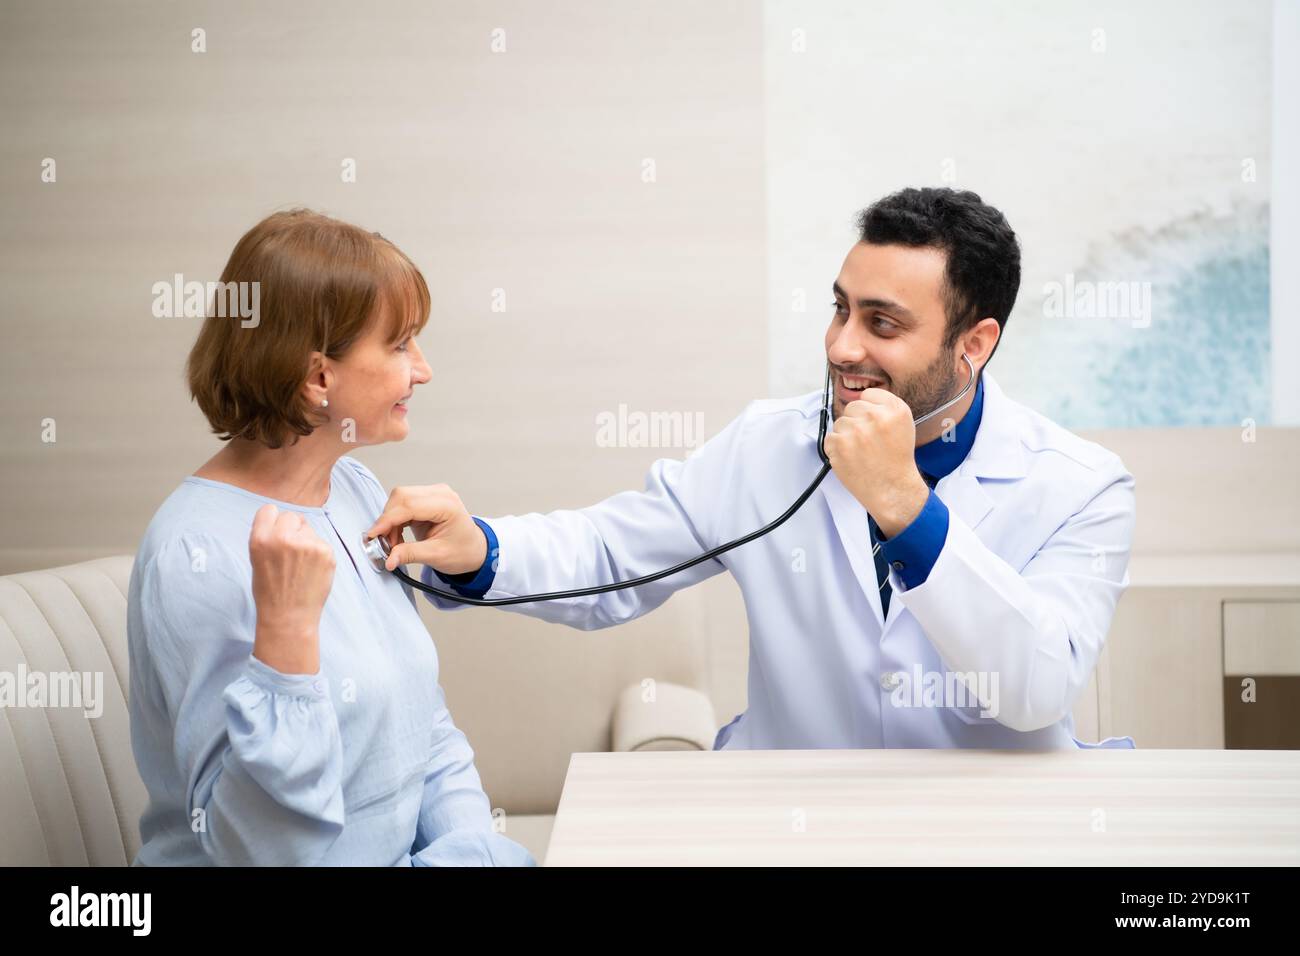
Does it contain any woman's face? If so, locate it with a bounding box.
[323,301,432,446]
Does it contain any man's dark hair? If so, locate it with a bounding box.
[856,187,1020,367]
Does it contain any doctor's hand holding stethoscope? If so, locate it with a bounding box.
[820,376,937,540]
[366,483,490,576]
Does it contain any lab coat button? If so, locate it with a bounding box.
[880,671,902,691]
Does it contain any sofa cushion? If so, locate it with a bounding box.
[0,556,145,865]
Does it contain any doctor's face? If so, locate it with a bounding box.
[825,241,964,425]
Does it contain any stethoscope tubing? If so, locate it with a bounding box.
[372,355,977,606]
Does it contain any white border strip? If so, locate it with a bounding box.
[1273,0,1299,425]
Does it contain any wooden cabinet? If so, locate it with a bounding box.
[1223,601,1300,749]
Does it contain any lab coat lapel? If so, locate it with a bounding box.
[923,372,1028,542]
[934,473,993,534]
[799,394,885,625]
[820,472,886,629]
[943,371,1028,522]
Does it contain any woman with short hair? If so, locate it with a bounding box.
[127,208,532,866]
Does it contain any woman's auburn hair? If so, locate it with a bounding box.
[187,208,431,449]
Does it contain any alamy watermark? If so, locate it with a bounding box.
[50,886,150,935]
[595,405,704,450]
[1042,273,1151,328]
[887,665,1000,719]
[152,273,260,328]
[0,665,104,718]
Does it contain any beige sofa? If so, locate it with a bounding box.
[0,556,722,866]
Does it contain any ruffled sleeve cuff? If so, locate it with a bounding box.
[221,655,344,815]
[240,654,331,699]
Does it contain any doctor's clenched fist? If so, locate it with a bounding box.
[822,387,931,539]
[365,484,489,576]
[249,503,335,675]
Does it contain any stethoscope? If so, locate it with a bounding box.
[361,354,978,606]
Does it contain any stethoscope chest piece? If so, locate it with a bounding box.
[361,534,391,573]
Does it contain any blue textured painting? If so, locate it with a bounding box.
[1027,202,1271,428]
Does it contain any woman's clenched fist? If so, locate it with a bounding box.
[249,503,335,674]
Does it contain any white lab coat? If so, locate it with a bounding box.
[426,372,1136,750]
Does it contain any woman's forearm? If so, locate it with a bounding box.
[253,622,321,674]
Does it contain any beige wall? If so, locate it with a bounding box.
[1085,427,1300,559]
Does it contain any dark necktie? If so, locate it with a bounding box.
[869,472,936,620]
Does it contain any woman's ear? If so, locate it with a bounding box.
[302,350,335,409]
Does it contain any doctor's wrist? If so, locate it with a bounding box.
[431,518,490,578]
[873,475,932,540]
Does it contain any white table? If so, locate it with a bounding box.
[544,748,1300,865]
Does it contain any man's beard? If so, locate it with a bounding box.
[833,348,961,424]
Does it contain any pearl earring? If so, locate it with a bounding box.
[321,399,329,408]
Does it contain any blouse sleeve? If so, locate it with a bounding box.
[139,533,346,865]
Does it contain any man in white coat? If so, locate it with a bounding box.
[368,187,1136,751]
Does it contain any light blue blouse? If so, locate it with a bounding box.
[127,456,534,867]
